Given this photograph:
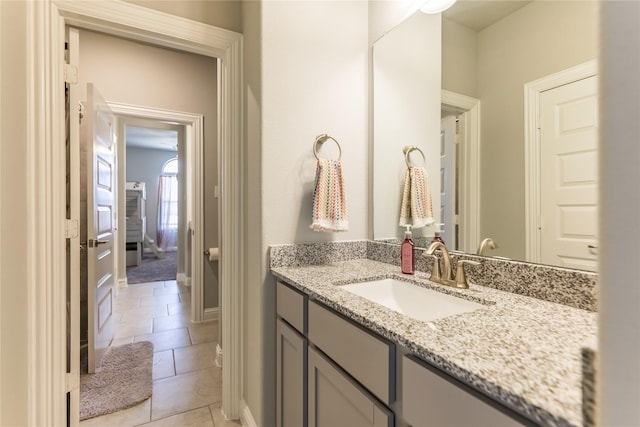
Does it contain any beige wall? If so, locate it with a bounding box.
[442,17,477,98]
[477,0,597,259]
[125,0,242,33]
[78,29,219,308]
[0,2,29,424]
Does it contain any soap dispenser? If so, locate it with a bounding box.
[431,223,445,245]
[401,225,415,274]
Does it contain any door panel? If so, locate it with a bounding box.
[85,83,116,372]
[540,76,598,271]
[440,115,457,248]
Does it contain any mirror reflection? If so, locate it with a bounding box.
[372,0,599,271]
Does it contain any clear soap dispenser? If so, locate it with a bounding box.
[401,225,415,274]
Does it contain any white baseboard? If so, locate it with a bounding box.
[215,343,223,368]
[240,400,257,427]
[117,277,128,288]
[204,307,219,322]
[176,272,187,286]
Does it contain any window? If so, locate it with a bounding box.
[157,158,179,250]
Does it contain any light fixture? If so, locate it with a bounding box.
[420,0,457,14]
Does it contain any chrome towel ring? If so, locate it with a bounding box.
[314,134,342,161]
[403,145,425,167]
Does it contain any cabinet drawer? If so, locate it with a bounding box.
[402,355,530,427]
[308,347,393,427]
[308,301,394,405]
[277,281,307,334]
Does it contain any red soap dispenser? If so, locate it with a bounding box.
[431,223,445,244]
[401,226,415,274]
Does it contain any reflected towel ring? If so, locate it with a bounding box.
[314,134,342,161]
[403,145,426,167]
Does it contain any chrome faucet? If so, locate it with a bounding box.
[477,238,497,256]
[423,241,479,289]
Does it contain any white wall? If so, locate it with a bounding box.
[368,0,426,44]
[373,11,441,241]
[243,1,370,425]
[442,17,477,98]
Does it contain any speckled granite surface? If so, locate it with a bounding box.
[367,241,598,312]
[271,258,598,427]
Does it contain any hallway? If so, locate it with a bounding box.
[80,280,238,426]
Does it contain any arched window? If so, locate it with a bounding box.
[162,157,178,175]
[157,157,178,251]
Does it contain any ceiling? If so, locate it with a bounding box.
[443,0,533,32]
[126,125,178,152]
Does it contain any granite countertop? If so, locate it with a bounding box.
[271,258,598,427]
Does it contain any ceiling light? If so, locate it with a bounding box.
[420,0,457,14]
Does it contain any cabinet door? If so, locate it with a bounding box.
[402,356,531,427]
[277,319,307,427]
[308,347,393,427]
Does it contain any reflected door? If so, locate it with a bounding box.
[441,115,458,248]
[539,76,598,271]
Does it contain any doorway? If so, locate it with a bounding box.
[69,24,221,425]
[29,2,244,425]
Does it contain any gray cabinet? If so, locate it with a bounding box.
[402,355,530,427]
[308,347,393,427]
[276,319,307,427]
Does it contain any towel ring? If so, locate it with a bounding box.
[403,146,425,167]
[314,134,342,161]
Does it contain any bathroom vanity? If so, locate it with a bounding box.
[270,241,597,427]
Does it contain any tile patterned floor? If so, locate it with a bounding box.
[80,280,241,427]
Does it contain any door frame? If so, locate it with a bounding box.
[441,90,481,254]
[111,103,206,322]
[26,1,244,425]
[524,60,597,263]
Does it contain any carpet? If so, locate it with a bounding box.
[80,341,154,420]
[126,251,177,284]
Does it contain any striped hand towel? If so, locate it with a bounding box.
[310,158,349,232]
[399,166,434,229]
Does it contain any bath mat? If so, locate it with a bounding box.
[80,341,154,420]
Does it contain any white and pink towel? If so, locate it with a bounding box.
[399,166,434,229]
[310,158,349,232]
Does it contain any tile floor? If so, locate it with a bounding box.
[80,280,241,427]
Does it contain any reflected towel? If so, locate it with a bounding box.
[310,158,349,232]
[399,166,434,229]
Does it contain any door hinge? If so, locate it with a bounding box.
[65,372,80,393]
[64,64,78,85]
[79,101,85,124]
[65,218,79,239]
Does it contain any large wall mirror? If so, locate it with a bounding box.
[372,0,599,271]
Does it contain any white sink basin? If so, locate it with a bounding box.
[341,278,483,323]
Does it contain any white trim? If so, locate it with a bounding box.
[31,2,244,425]
[116,277,128,289]
[441,90,481,253]
[216,343,223,368]
[176,272,188,287]
[109,102,206,323]
[204,307,219,322]
[240,400,258,427]
[524,60,597,263]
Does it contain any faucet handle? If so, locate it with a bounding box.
[455,260,480,289]
[425,254,442,281]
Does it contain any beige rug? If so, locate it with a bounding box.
[80,341,154,420]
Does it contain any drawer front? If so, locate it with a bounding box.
[402,356,529,427]
[308,347,393,427]
[277,281,307,333]
[308,301,393,405]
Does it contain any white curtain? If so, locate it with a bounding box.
[157,175,178,251]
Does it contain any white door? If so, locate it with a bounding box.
[84,83,117,372]
[539,76,598,271]
[440,115,458,248]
